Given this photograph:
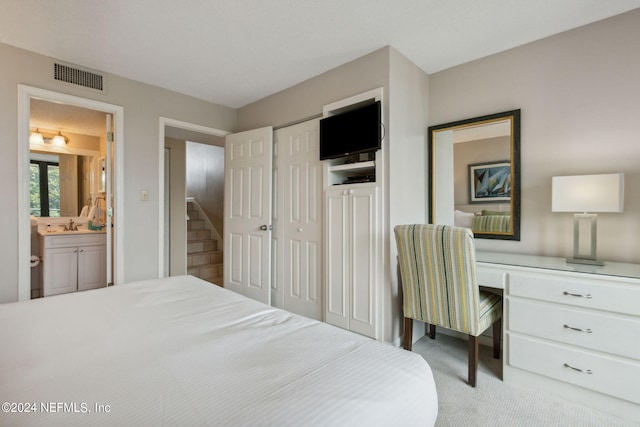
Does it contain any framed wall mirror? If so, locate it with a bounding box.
[428,109,521,240]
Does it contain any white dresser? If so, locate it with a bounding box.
[476,252,640,423]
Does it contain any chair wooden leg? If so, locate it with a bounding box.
[403,317,413,351]
[492,318,502,359]
[427,323,436,339]
[468,335,479,387]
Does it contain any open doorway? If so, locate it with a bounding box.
[159,118,229,280]
[17,85,124,301]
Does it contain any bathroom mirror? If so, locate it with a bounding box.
[428,109,520,240]
[29,147,101,217]
[29,98,105,218]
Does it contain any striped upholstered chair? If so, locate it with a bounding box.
[394,224,502,387]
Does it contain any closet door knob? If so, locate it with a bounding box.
[298,228,303,232]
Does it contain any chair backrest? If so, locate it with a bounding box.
[394,224,481,335]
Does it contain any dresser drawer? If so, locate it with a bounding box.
[508,299,640,359]
[508,272,640,316]
[508,334,640,404]
[477,265,506,289]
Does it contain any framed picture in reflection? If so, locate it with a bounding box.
[469,161,511,203]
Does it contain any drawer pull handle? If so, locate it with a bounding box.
[564,363,593,374]
[563,324,592,333]
[563,291,592,299]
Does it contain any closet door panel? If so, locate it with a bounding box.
[275,119,323,320]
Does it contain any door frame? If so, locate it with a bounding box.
[17,85,125,301]
[158,117,230,278]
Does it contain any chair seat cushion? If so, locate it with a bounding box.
[476,290,503,336]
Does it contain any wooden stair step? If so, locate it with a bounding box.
[188,220,205,231]
[187,239,217,254]
[188,263,223,281]
[187,229,212,242]
[188,250,223,267]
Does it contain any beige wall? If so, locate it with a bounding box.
[387,48,430,343]
[0,42,237,303]
[429,9,640,263]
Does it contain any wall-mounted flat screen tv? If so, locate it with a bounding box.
[319,101,381,160]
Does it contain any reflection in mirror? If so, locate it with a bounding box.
[29,150,99,217]
[29,98,106,219]
[29,152,61,217]
[428,110,520,240]
[29,130,102,218]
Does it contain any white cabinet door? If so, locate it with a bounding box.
[349,187,378,338]
[324,185,378,338]
[43,247,78,296]
[78,244,107,291]
[274,119,323,320]
[224,127,273,304]
[325,187,349,329]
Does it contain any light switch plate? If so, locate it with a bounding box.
[140,190,149,201]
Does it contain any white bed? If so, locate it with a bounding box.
[0,275,437,426]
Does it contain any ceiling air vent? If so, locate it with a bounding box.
[54,63,105,91]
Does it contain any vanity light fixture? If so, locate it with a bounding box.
[551,173,624,266]
[29,129,45,146]
[30,129,70,147]
[51,131,69,147]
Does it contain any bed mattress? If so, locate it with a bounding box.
[0,275,437,426]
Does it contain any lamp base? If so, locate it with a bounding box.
[571,213,601,265]
[566,257,604,267]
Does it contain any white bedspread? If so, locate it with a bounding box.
[0,276,437,426]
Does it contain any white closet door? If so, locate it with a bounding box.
[274,119,323,320]
[224,127,273,304]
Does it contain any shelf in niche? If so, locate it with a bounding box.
[328,160,375,173]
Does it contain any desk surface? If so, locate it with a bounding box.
[476,251,640,280]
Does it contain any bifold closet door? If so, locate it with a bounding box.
[273,119,323,320]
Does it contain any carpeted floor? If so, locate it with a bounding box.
[410,333,638,426]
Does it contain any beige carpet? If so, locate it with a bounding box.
[410,333,638,426]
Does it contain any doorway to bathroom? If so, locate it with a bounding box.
[17,85,124,301]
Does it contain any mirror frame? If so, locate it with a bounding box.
[428,109,521,241]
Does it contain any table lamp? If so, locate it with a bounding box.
[551,173,624,266]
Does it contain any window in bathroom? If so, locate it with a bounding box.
[30,160,60,217]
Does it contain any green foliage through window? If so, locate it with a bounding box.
[30,161,60,217]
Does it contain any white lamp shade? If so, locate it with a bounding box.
[552,173,624,213]
[29,131,44,145]
[52,134,67,147]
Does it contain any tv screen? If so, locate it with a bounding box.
[319,101,381,160]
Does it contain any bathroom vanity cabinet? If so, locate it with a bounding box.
[40,232,107,297]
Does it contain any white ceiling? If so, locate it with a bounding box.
[2,1,639,109]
